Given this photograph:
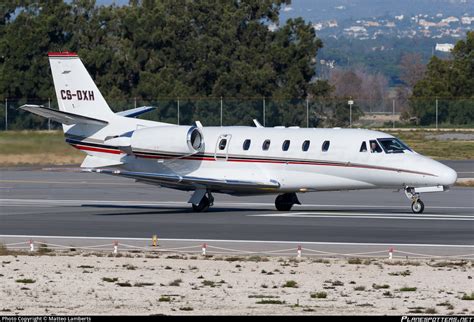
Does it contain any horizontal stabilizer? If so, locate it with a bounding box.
[116,106,155,118]
[20,104,108,126]
[80,155,123,168]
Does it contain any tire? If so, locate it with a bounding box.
[411,200,424,214]
[275,194,293,211]
[192,196,210,212]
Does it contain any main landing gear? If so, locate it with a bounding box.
[275,193,301,211]
[404,187,424,214]
[191,190,214,212]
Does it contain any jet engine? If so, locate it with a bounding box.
[131,125,204,155]
[105,125,204,156]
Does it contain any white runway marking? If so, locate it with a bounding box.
[1,198,473,210]
[250,212,474,221]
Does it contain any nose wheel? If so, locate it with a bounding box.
[405,187,424,214]
[411,199,424,214]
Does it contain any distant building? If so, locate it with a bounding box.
[395,14,404,20]
[461,17,474,25]
[435,43,454,52]
[313,23,323,31]
[441,16,459,24]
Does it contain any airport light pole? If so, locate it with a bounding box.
[348,98,354,128]
[306,98,309,128]
[392,99,395,129]
[4,98,7,131]
[177,98,180,125]
[263,97,266,127]
[435,98,438,130]
[220,96,223,127]
[48,98,51,131]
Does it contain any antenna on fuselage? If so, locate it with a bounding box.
[253,119,264,128]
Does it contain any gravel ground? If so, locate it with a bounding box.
[0,252,473,315]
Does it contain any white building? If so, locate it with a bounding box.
[441,16,460,24]
[435,43,454,52]
[461,17,474,25]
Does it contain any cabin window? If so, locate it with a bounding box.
[322,140,330,152]
[262,139,271,151]
[369,140,383,153]
[218,138,227,151]
[282,140,290,151]
[243,139,251,151]
[359,141,367,152]
[302,140,310,152]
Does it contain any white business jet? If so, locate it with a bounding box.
[21,52,457,214]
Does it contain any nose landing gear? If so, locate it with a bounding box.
[275,193,301,211]
[405,187,424,214]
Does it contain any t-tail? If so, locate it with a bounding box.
[48,52,115,122]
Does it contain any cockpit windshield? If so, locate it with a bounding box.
[377,138,412,154]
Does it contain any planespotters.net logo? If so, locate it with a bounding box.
[402,317,474,322]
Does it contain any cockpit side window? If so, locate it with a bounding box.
[369,140,383,153]
[377,138,413,154]
[359,141,367,152]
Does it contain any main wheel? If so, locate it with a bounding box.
[275,194,293,211]
[192,196,210,212]
[411,199,424,214]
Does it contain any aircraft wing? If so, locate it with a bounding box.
[84,169,280,192]
[20,104,108,125]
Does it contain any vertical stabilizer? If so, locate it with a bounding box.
[48,52,114,121]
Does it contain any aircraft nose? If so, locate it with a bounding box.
[437,164,458,186]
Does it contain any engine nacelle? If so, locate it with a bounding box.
[130,125,204,155]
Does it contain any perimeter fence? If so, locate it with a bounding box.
[1,97,473,130]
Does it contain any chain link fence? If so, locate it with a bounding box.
[1,97,473,130]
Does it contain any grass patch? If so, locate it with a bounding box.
[461,292,474,300]
[158,296,171,302]
[372,283,390,289]
[179,307,194,311]
[399,286,417,292]
[388,270,411,276]
[134,282,155,287]
[384,260,421,266]
[15,279,35,284]
[389,130,474,160]
[310,292,327,299]
[116,282,132,287]
[0,131,84,166]
[348,258,362,265]
[102,277,118,283]
[248,295,279,299]
[282,280,298,288]
[354,286,366,291]
[256,300,285,305]
[202,280,216,287]
[169,279,182,287]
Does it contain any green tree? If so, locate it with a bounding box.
[410,31,474,125]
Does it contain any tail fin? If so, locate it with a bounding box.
[48,52,115,121]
